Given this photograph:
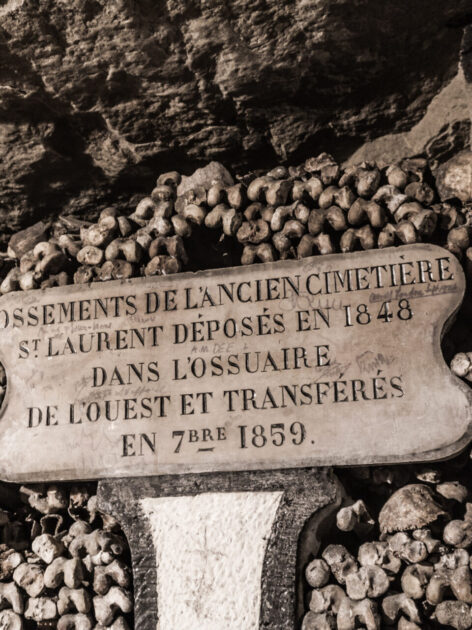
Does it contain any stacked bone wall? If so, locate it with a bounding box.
[0,151,471,628]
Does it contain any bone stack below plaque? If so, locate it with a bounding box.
[302,459,472,630]
[0,483,133,629]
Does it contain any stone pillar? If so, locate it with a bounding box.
[98,468,339,630]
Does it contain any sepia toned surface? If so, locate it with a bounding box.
[140,492,283,629]
[0,243,469,482]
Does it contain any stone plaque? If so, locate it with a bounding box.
[0,243,469,481]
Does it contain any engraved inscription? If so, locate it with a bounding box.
[0,244,469,482]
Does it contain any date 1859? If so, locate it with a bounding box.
[239,422,306,449]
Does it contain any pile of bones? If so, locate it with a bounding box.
[0,153,472,629]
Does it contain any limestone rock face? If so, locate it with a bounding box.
[0,0,471,238]
[436,151,472,202]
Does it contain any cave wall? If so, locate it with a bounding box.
[0,0,471,240]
